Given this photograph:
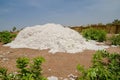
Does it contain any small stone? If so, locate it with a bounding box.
[75,70,78,72]
[111,45,117,47]
[63,78,68,80]
[48,69,51,71]
[6,51,10,54]
[14,72,18,75]
[68,74,77,80]
[2,58,9,61]
[59,77,63,80]
[0,55,4,58]
[47,76,58,80]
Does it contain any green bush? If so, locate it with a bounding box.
[0,31,16,44]
[82,28,107,42]
[77,50,120,80]
[0,56,47,80]
[110,34,120,46]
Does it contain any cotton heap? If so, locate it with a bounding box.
[5,23,108,53]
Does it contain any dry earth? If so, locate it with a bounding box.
[0,42,120,79]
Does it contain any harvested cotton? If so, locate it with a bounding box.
[5,23,109,53]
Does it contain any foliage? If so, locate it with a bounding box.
[12,26,17,32]
[77,50,120,80]
[72,19,120,34]
[0,31,16,44]
[82,28,107,42]
[112,19,120,26]
[110,34,120,46]
[0,57,47,80]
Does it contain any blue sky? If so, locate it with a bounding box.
[0,0,120,31]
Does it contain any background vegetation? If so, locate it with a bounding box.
[0,31,16,44]
[110,33,120,46]
[82,28,106,42]
[71,19,120,34]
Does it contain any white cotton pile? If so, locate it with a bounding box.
[5,23,109,53]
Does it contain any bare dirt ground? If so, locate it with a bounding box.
[0,42,120,79]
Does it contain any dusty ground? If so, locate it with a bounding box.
[0,42,120,79]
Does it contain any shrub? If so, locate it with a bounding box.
[82,28,107,42]
[110,34,120,46]
[0,56,47,80]
[0,31,16,44]
[77,50,120,80]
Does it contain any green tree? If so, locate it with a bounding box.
[12,26,16,32]
[112,19,120,25]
